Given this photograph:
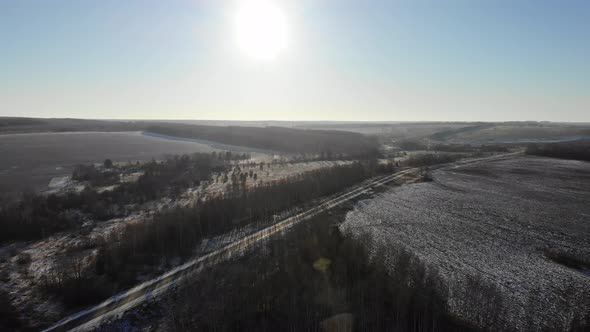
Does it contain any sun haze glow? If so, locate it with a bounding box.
[234,0,288,61]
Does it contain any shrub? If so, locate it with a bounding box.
[40,257,115,309]
[15,253,31,265]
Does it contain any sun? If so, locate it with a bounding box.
[234,0,288,61]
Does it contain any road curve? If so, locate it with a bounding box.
[44,152,520,331]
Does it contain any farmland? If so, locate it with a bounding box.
[0,131,235,198]
[341,156,590,330]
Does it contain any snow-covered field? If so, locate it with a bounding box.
[341,156,590,331]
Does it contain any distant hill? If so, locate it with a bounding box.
[3,117,590,154]
[0,117,47,127]
[0,117,143,134]
[429,122,590,143]
[146,124,379,157]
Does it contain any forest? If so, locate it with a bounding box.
[160,203,590,331]
[155,212,474,331]
[526,140,590,161]
[146,123,380,157]
[37,162,384,308]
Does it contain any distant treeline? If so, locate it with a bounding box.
[526,140,590,161]
[429,124,493,141]
[0,117,47,127]
[397,139,508,153]
[146,124,379,157]
[0,117,143,134]
[405,153,465,167]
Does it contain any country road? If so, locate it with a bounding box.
[44,152,520,332]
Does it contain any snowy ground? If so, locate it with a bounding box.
[340,156,590,331]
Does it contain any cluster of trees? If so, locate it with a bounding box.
[479,145,509,153]
[397,139,509,154]
[430,144,509,153]
[219,165,259,192]
[397,139,428,151]
[430,143,474,152]
[162,212,471,331]
[162,211,590,331]
[146,124,380,158]
[206,150,251,161]
[0,191,74,243]
[40,255,114,308]
[526,140,590,161]
[72,162,119,187]
[429,124,492,141]
[36,161,390,310]
[405,153,464,167]
[0,152,247,243]
[96,163,375,285]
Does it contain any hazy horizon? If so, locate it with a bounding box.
[3,117,590,125]
[2,0,589,122]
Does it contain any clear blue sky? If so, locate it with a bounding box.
[1,0,589,121]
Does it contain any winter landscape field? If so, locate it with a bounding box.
[341,156,590,330]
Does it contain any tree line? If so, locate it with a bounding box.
[396,139,508,153]
[38,161,392,310]
[96,162,377,286]
[146,123,380,158]
[405,153,464,167]
[526,140,590,161]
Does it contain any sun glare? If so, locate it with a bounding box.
[235,0,288,61]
